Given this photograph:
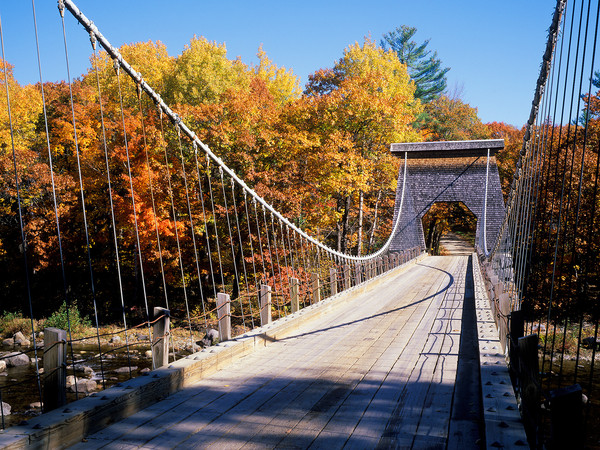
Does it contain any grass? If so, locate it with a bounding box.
[0,311,36,338]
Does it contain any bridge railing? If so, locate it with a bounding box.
[481,0,600,447]
[0,0,422,427]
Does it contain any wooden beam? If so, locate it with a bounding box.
[152,307,170,369]
[43,327,67,412]
[216,293,231,342]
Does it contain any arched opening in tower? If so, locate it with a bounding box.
[421,201,477,255]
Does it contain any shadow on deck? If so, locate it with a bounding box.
[0,255,526,449]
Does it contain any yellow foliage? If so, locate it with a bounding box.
[254,45,301,105]
[169,36,250,105]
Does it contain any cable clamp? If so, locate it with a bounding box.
[58,0,65,18]
[89,30,97,50]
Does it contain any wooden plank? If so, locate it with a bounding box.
[415,259,466,447]
[374,258,464,447]
[11,255,435,449]
[471,254,527,449]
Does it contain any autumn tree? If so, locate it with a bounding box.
[253,46,301,106]
[381,25,449,103]
[422,94,489,141]
[298,38,422,254]
[486,121,523,198]
[166,36,249,106]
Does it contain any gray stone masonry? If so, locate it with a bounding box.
[390,140,505,253]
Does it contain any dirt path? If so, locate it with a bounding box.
[439,231,475,255]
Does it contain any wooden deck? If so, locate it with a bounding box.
[65,255,506,449]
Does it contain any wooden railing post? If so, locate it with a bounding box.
[43,327,67,412]
[290,277,300,313]
[216,293,231,342]
[383,255,389,272]
[344,264,350,290]
[498,293,511,351]
[508,309,524,382]
[355,263,361,285]
[311,273,321,303]
[260,284,272,326]
[329,267,337,296]
[152,307,170,369]
[549,384,583,449]
[518,334,540,448]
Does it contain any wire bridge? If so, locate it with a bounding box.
[1,0,600,448]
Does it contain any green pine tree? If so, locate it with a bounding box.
[381,25,450,103]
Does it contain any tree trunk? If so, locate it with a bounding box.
[433,229,442,255]
[357,190,364,256]
[426,217,437,253]
[367,190,382,254]
[340,195,351,254]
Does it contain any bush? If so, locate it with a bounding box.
[0,311,35,337]
[43,302,91,337]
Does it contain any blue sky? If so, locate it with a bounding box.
[1,1,556,127]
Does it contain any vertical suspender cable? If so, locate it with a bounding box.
[156,111,192,345]
[206,156,226,292]
[174,131,204,345]
[114,64,153,368]
[0,11,43,410]
[220,168,244,327]
[58,1,106,388]
[192,142,218,302]
[31,0,80,400]
[231,181,254,328]
[90,35,132,373]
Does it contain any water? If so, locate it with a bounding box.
[539,357,600,449]
[0,343,152,428]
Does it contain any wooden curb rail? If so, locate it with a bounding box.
[472,253,528,448]
[0,254,426,449]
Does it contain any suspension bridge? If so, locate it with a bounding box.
[0,0,599,448]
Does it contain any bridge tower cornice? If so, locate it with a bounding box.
[391,139,505,159]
